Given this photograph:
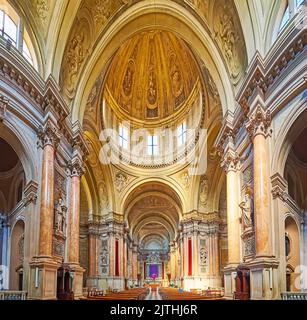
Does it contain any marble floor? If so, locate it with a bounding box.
[145,287,163,300]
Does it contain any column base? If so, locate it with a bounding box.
[28,257,59,300]
[245,258,279,300]
[62,263,85,299]
[223,264,239,299]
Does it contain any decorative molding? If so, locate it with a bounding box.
[23,180,38,207]
[271,173,287,199]
[238,32,306,115]
[0,96,8,122]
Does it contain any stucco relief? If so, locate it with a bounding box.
[115,172,128,192]
[180,171,191,190]
[34,0,49,23]
[199,175,209,207]
[98,181,110,215]
[60,0,130,99]
[185,0,247,83]
[64,28,89,95]
[185,0,210,20]
[213,0,246,82]
[100,239,109,275]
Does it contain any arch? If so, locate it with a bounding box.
[284,215,301,291]
[70,1,236,124]
[9,219,24,290]
[271,91,307,176]
[0,122,37,184]
[121,179,184,216]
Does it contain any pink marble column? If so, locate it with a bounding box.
[193,231,199,276]
[123,238,127,278]
[37,122,59,257]
[109,234,115,277]
[67,159,84,264]
[223,151,241,265]
[248,107,272,257]
[180,238,184,277]
[88,232,96,276]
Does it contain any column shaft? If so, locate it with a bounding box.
[68,175,81,263]
[39,144,55,257]
[254,133,271,256]
[226,170,241,264]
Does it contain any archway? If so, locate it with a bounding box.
[0,138,26,290]
[9,220,25,291]
[285,216,300,292]
[124,181,181,287]
[278,106,307,293]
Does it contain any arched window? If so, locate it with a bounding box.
[279,5,290,32]
[0,1,37,69]
[296,0,305,7]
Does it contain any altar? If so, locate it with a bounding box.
[147,263,161,279]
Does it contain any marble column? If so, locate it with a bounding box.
[180,237,184,278]
[222,151,241,265]
[247,107,272,257]
[123,237,127,279]
[88,231,97,277]
[67,159,84,264]
[63,158,85,298]
[38,142,57,257]
[28,121,59,300]
[193,230,199,276]
[0,216,9,290]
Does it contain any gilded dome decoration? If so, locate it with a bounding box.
[105,30,200,124]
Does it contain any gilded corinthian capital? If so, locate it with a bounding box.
[246,105,272,138]
[67,158,85,178]
[221,150,240,173]
[37,120,60,148]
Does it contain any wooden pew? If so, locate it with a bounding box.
[86,287,149,300]
[159,288,224,300]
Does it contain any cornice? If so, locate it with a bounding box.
[0,43,90,159]
[271,173,288,201]
[23,180,39,207]
[237,29,306,116]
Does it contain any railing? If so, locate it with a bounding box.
[281,292,307,300]
[0,291,27,300]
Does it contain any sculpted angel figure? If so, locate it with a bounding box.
[66,33,85,88]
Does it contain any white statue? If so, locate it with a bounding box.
[239,192,253,230]
[55,198,66,233]
[199,177,208,206]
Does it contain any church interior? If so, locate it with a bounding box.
[0,0,306,300]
